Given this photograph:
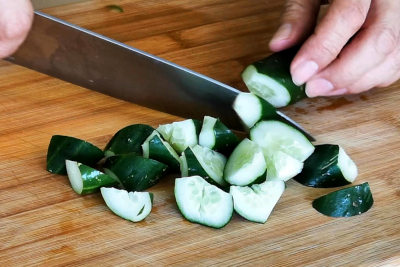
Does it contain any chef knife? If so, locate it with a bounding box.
[7,11,314,140]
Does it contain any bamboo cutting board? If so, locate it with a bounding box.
[1,0,399,266]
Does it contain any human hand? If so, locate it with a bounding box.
[269,0,400,97]
[0,0,33,58]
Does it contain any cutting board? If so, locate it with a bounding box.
[1,0,399,265]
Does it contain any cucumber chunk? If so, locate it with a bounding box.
[66,160,118,195]
[104,154,168,191]
[174,176,233,228]
[157,119,201,154]
[142,131,181,171]
[104,124,154,157]
[46,135,104,175]
[100,187,152,222]
[230,179,285,223]
[183,145,227,187]
[224,138,267,186]
[199,116,239,154]
[295,144,358,188]
[250,120,314,162]
[242,47,305,108]
[233,92,278,129]
[312,182,373,217]
[265,151,304,181]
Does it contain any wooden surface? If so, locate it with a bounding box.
[1,0,399,266]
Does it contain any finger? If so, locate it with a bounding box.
[269,0,320,52]
[290,0,371,85]
[0,0,33,58]
[305,0,400,96]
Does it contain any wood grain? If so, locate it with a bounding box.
[1,0,399,266]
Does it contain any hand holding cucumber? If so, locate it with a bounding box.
[269,0,400,97]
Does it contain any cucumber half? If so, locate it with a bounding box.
[142,131,181,171]
[100,187,153,222]
[242,47,305,108]
[295,144,358,188]
[46,135,104,175]
[224,138,267,186]
[233,92,278,129]
[174,176,233,228]
[182,145,227,187]
[312,182,373,217]
[104,124,154,157]
[104,154,168,191]
[230,179,285,223]
[66,160,118,195]
[199,116,239,154]
[157,119,201,154]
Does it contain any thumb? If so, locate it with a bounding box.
[269,0,320,52]
[0,0,33,58]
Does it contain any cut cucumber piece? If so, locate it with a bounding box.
[295,144,358,188]
[312,182,373,217]
[224,138,267,186]
[175,176,233,228]
[104,154,168,191]
[242,47,305,108]
[180,152,188,177]
[230,179,285,223]
[250,120,314,162]
[157,119,201,154]
[265,151,304,181]
[233,92,278,128]
[183,145,227,187]
[199,116,239,154]
[142,131,181,171]
[100,187,153,222]
[65,160,118,195]
[104,124,154,157]
[46,135,104,175]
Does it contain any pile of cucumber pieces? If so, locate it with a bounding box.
[46,48,373,228]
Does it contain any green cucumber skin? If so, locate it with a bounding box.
[252,46,306,105]
[193,119,202,136]
[312,182,373,217]
[104,124,154,157]
[183,147,222,188]
[257,95,279,121]
[148,135,180,171]
[78,164,118,195]
[47,135,104,175]
[213,119,239,154]
[104,154,168,191]
[294,144,350,188]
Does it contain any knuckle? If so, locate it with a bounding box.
[315,36,341,58]
[375,27,399,56]
[342,2,369,28]
[284,0,309,19]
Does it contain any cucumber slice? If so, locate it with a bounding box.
[65,160,118,195]
[100,187,152,222]
[250,120,314,162]
[199,116,239,154]
[104,154,168,191]
[104,124,154,157]
[183,145,227,187]
[233,92,278,128]
[142,131,181,171]
[242,47,305,108]
[265,151,304,181]
[174,176,233,228]
[46,135,104,175]
[180,152,188,177]
[295,144,358,188]
[157,119,201,153]
[312,182,373,217]
[230,179,285,223]
[224,138,267,186]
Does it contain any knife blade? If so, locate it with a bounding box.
[7,11,314,140]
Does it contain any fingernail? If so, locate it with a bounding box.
[270,24,292,45]
[305,78,334,97]
[292,60,319,86]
